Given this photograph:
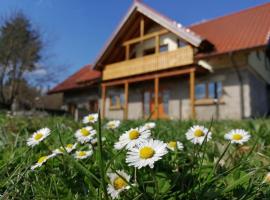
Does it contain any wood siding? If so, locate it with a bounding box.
[103,46,194,80]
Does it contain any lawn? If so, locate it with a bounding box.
[1,112,270,199]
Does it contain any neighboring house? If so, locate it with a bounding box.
[50,1,270,120]
[48,64,101,120]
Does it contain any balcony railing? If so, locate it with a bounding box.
[103,46,194,80]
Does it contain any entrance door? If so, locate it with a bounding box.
[89,100,98,113]
[143,89,170,119]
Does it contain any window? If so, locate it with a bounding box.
[163,90,170,115]
[110,92,125,109]
[143,47,155,56]
[159,44,168,52]
[195,84,206,99]
[195,81,222,100]
[143,91,151,116]
[177,39,187,48]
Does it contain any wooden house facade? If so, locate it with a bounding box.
[49,1,270,120]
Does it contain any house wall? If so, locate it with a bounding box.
[134,33,179,57]
[102,67,254,120]
[63,88,99,120]
[195,68,251,120]
[248,70,269,117]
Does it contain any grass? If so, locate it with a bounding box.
[1,112,270,199]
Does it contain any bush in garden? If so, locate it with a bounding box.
[1,112,270,199]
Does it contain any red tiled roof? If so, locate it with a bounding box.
[48,64,101,94]
[189,2,270,57]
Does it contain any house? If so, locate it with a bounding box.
[49,1,270,120]
[48,64,101,120]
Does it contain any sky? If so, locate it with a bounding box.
[0,0,269,86]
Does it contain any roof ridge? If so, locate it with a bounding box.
[189,2,270,28]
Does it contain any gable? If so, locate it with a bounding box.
[93,1,207,69]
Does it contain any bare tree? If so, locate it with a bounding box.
[0,12,42,108]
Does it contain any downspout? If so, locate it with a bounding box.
[229,52,245,119]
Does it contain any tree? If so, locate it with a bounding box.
[0,12,42,108]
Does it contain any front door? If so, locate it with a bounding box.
[143,89,170,119]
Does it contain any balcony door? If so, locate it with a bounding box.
[143,89,170,119]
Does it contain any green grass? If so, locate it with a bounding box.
[1,112,270,199]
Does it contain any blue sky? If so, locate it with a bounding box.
[0,0,269,85]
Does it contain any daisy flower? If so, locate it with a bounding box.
[74,150,93,159]
[185,125,212,145]
[167,141,184,151]
[107,170,131,199]
[27,128,51,147]
[53,143,77,155]
[75,126,96,144]
[126,139,168,169]
[142,122,156,130]
[114,127,151,150]
[263,172,270,183]
[224,129,250,145]
[30,154,54,170]
[83,113,98,124]
[106,120,121,130]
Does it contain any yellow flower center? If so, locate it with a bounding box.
[37,156,47,164]
[66,144,73,149]
[232,134,243,141]
[34,133,43,141]
[78,151,87,157]
[88,115,95,121]
[81,128,90,136]
[108,123,115,128]
[168,141,177,149]
[113,177,127,190]
[194,129,204,137]
[129,130,140,140]
[139,146,155,159]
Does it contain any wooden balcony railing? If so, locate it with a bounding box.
[103,46,194,80]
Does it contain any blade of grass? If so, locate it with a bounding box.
[97,110,109,200]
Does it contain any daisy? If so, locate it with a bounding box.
[126,139,168,169]
[142,122,156,130]
[106,120,121,130]
[30,154,54,170]
[74,150,93,159]
[27,128,51,147]
[75,126,96,144]
[114,127,151,150]
[107,170,131,199]
[185,125,212,145]
[263,172,270,183]
[167,141,184,151]
[83,113,98,124]
[224,129,250,145]
[53,143,77,155]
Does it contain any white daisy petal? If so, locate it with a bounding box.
[75,126,96,144]
[141,122,156,130]
[126,139,168,169]
[27,128,51,147]
[167,141,184,151]
[82,113,98,124]
[106,120,121,130]
[114,127,151,150]
[53,143,77,155]
[30,154,54,170]
[185,125,212,145]
[74,150,93,159]
[224,129,250,145]
[107,170,130,199]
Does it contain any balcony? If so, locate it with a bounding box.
[103,46,194,81]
